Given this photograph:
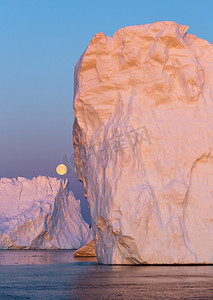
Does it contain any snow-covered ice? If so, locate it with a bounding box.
[0,176,91,249]
[73,21,213,264]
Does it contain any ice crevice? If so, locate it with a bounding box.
[18,182,23,212]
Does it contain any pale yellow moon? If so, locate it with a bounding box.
[56,164,67,175]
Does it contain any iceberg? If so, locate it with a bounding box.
[74,240,96,257]
[0,176,90,249]
[73,21,213,264]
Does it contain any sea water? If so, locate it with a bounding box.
[0,250,212,299]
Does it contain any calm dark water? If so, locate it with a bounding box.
[0,251,212,299]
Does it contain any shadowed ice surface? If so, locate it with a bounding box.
[0,251,212,299]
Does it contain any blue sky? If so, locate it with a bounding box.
[0,0,212,222]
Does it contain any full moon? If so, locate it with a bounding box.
[56,164,67,175]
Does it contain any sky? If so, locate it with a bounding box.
[0,0,213,223]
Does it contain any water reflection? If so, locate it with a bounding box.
[70,265,213,299]
[0,251,212,299]
[0,250,97,265]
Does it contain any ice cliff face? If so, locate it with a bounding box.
[73,21,213,264]
[0,176,90,249]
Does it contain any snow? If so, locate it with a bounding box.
[0,176,91,249]
[73,21,213,264]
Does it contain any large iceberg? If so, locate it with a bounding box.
[0,176,90,249]
[73,21,213,264]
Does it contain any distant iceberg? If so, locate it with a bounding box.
[0,176,91,249]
